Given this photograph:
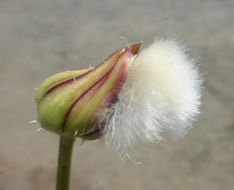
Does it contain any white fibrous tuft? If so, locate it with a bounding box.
[99,39,202,153]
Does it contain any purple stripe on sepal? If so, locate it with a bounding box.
[79,122,102,140]
[44,49,123,96]
[45,68,94,95]
[43,43,141,98]
[62,48,133,133]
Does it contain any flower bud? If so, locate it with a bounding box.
[36,43,141,139]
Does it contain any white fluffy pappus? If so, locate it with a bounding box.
[99,39,202,153]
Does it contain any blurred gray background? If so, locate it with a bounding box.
[0,0,234,189]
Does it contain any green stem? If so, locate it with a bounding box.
[56,136,75,190]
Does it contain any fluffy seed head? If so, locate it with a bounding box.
[99,39,202,153]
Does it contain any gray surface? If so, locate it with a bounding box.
[0,0,234,189]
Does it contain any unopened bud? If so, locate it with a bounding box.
[36,43,141,140]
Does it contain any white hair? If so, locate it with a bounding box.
[99,39,202,153]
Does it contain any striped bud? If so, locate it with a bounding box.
[35,43,141,140]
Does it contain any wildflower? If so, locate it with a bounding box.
[36,43,141,140]
[36,39,202,152]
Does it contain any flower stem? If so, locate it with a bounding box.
[56,136,75,190]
